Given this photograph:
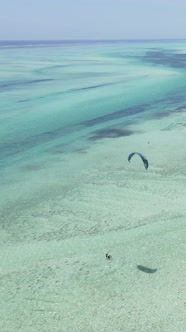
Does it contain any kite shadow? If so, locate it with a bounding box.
[137,265,157,274]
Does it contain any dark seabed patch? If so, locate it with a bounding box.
[0,125,75,163]
[15,80,114,102]
[73,147,88,154]
[132,49,186,68]
[17,99,30,103]
[175,104,186,112]
[151,110,172,119]
[22,163,46,171]
[88,127,136,141]
[35,62,103,75]
[0,79,55,89]
[161,122,186,131]
[82,104,149,127]
[165,93,186,105]
[75,82,114,91]
[152,104,186,120]
[49,147,66,155]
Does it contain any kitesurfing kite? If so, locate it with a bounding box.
[128,152,149,170]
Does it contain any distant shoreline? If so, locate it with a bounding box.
[1,39,186,50]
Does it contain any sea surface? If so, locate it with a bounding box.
[1,40,186,224]
[1,40,186,331]
[0,40,186,228]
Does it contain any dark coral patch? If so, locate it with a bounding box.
[83,104,149,127]
[152,104,186,120]
[22,163,45,171]
[74,147,88,154]
[88,128,135,141]
[135,50,186,68]
[151,110,171,119]
[0,78,54,89]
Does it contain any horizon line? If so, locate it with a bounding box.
[0,38,186,42]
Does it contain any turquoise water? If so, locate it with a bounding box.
[1,40,186,239]
[1,41,186,332]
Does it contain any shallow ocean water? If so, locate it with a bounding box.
[1,40,186,218]
[0,40,186,331]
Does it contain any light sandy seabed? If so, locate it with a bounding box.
[0,111,186,332]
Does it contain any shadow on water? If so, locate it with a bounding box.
[137,265,157,274]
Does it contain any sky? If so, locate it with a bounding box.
[1,0,186,40]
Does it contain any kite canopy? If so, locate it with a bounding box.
[128,152,149,169]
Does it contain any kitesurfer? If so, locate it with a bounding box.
[106,253,112,260]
